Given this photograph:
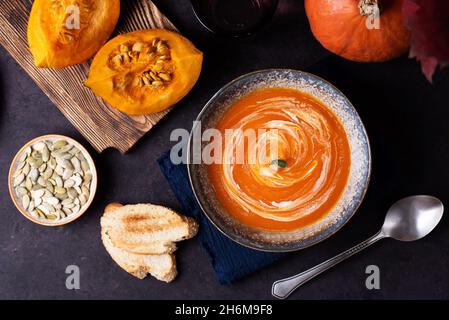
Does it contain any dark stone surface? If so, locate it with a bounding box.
[1,0,449,299]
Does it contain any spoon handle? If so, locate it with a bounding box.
[272,231,385,299]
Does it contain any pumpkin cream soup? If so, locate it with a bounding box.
[208,87,351,231]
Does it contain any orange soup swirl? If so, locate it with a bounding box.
[208,87,351,231]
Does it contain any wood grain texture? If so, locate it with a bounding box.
[0,0,178,153]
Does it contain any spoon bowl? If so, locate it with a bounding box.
[381,195,444,241]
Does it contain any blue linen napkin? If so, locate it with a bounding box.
[157,151,289,284]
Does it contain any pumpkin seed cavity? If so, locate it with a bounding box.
[51,0,94,45]
[110,38,174,90]
[12,139,93,222]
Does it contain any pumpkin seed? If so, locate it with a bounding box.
[25,177,33,191]
[54,152,72,160]
[55,165,64,176]
[43,167,53,179]
[64,179,75,188]
[149,71,160,81]
[81,185,90,196]
[30,210,39,218]
[62,198,73,206]
[81,160,89,172]
[18,152,28,163]
[71,157,81,172]
[22,195,30,210]
[112,54,123,65]
[46,181,54,193]
[69,147,80,156]
[33,142,46,152]
[34,197,43,207]
[29,168,39,183]
[32,185,44,191]
[37,205,50,216]
[142,76,151,86]
[123,53,131,63]
[38,163,47,173]
[79,195,87,206]
[58,144,73,154]
[76,153,86,161]
[32,189,45,199]
[55,175,63,187]
[28,200,35,213]
[137,78,144,87]
[17,160,26,170]
[12,167,23,178]
[64,202,75,209]
[49,157,56,169]
[120,44,130,53]
[58,209,66,217]
[22,163,31,176]
[31,150,42,159]
[63,168,73,180]
[62,159,74,170]
[14,173,25,187]
[67,188,78,199]
[37,176,46,187]
[36,209,46,219]
[152,63,163,72]
[55,193,68,201]
[152,38,160,46]
[43,197,59,206]
[16,187,28,197]
[42,146,50,162]
[74,186,82,194]
[158,73,171,82]
[72,204,80,214]
[132,42,144,52]
[72,175,83,187]
[52,140,67,150]
[27,157,43,168]
[55,186,66,194]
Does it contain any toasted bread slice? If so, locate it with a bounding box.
[101,223,177,282]
[102,203,198,255]
[102,203,177,254]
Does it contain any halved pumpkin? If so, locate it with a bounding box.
[84,29,203,115]
[28,0,120,68]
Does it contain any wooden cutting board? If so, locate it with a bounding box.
[0,0,178,153]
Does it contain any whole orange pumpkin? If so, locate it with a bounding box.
[305,0,411,62]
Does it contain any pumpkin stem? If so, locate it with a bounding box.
[358,0,381,17]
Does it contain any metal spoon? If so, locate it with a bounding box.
[272,195,444,299]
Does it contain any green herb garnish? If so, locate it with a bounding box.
[271,159,287,168]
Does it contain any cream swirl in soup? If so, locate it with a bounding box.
[208,87,351,231]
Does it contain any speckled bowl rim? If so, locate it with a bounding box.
[8,134,98,227]
[188,69,371,252]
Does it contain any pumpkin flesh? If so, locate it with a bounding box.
[84,29,203,115]
[28,0,120,68]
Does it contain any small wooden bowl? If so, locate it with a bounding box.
[8,134,98,226]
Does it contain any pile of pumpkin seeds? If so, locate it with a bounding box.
[12,139,93,221]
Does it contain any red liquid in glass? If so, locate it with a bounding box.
[191,0,278,37]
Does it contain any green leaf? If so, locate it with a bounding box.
[271,159,287,168]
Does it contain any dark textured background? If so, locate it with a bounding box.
[1,0,449,300]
